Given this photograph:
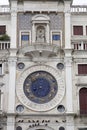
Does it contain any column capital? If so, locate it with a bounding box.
[8,57,17,62]
[64,49,72,57]
[64,57,72,64]
[11,11,17,17]
[9,48,17,56]
[64,49,73,65]
[8,57,17,66]
[64,10,71,15]
[64,57,73,67]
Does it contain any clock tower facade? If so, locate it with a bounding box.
[1,0,87,130]
[7,0,73,130]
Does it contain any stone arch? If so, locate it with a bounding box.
[27,126,54,130]
[32,14,50,21]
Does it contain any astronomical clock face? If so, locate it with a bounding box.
[23,71,58,104]
[17,65,65,112]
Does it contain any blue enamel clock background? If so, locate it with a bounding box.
[31,77,50,97]
[23,71,58,104]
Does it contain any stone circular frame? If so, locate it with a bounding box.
[16,65,65,112]
[23,71,58,104]
[17,62,25,70]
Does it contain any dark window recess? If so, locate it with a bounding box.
[86,26,87,35]
[0,64,2,75]
[0,26,6,35]
[79,88,87,114]
[52,35,60,40]
[59,127,65,130]
[73,26,83,35]
[79,129,87,130]
[0,90,1,108]
[21,35,29,41]
[78,64,87,74]
[16,126,22,130]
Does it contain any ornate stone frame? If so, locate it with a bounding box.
[16,65,65,112]
[32,14,50,44]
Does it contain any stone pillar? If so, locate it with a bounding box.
[7,53,17,130]
[66,116,74,130]
[10,1,17,48]
[8,57,17,113]
[7,1,17,130]
[32,23,36,43]
[65,11,71,49]
[7,116,15,130]
[0,90,3,110]
[46,23,50,43]
[65,50,73,113]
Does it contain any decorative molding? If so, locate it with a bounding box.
[76,84,87,87]
[16,65,65,112]
[64,57,72,66]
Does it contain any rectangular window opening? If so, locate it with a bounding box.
[21,35,29,41]
[86,26,87,35]
[0,25,6,35]
[73,26,83,35]
[0,64,2,75]
[52,34,60,41]
[0,90,1,110]
[79,128,87,130]
[78,64,87,74]
[21,32,30,46]
[21,32,29,41]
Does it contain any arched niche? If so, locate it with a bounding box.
[32,14,50,44]
[27,126,54,130]
[16,126,22,130]
[36,25,46,43]
[32,14,50,21]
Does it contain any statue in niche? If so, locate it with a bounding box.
[36,26,45,43]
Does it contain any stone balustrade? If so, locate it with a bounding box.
[0,41,10,50]
[72,40,87,50]
[0,5,87,13]
[0,5,10,13]
[71,6,87,13]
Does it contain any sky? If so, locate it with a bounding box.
[0,0,87,5]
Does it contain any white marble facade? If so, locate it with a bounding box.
[0,0,87,130]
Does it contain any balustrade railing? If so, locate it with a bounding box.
[0,5,87,13]
[0,41,10,50]
[72,41,87,50]
[0,5,10,13]
[71,6,87,13]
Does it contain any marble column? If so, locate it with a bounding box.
[7,116,15,130]
[10,1,17,48]
[7,57,17,130]
[64,50,73,113]
[46,23,50,43]
[32,23,36,43]
[8,57,17,113]
[66,116,74,130]
[65,11,71,49]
